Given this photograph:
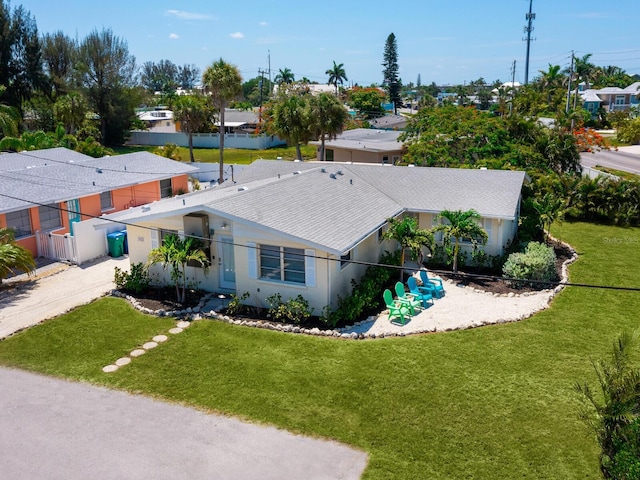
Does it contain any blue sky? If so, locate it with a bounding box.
[18,0,640,87]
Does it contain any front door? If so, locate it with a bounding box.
[67,199,81,235]
[218,236,236,290]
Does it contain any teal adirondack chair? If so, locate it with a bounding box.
[419,270,445,298]
[394,281,422,314]
[383,289,411,325]
[407,276,434,308]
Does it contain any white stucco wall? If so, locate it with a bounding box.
[417,212,517,263]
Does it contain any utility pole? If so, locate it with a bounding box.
[510,60,517,116]
[566,51,574,114]
[268,50,271,85]
[523,0,536,85]
[258,68,267,125]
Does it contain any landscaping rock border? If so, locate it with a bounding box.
[110,240,578,342]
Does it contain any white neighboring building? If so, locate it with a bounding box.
[137,109,176,133]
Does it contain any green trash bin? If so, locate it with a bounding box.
[106,232,125,258]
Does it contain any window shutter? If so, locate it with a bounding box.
[151,229,160,249]
[305,249,316,287]
[247,242,257,279]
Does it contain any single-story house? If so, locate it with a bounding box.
[310,128,406,163]
[101,160,527,314]
[0,148,198,260]
[137,109,176,133]
[215,109,261,134]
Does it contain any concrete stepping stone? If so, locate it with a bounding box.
[168,327,183,334]
[152,335,168,343]
[176,321,191,329]
[102,365,118,373]
[143,341,158,350]
[130,349,146,357]
[115,357,131,367]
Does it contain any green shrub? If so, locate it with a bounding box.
[617,117,640,145]
[322,250,400,327]
[227,292,251,316]
[266,293,313,325]
[502,241,557,288]
[113,263,150,293]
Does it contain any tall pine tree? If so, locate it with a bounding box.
[382,33,401,114]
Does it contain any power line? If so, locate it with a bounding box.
[3,189,640,294]
[1,150,197,177]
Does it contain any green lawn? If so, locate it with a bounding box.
[112,144,317,164]
[1,222,639,478]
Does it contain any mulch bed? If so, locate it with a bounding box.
[434,240,574,295]
[121,286,204,312]
[126,241,575,316]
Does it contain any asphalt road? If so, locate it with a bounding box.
[0,368,368,480]
[580,146,640,175]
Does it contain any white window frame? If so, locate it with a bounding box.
[160,178,172,198]
[259,245,306,285]
[38,203,62,232]
[100,191,113,211]
[340,249,353,270]
[5,209,32,238]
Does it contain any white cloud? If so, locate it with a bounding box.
[166,9,213,20]
[259,21,268,26]
[229,32,245,39]
[169,33,179,40]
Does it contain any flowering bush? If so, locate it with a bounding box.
[573,127,609,153]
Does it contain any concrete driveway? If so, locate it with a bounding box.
[0,256,126,339]
[0,368,367,480]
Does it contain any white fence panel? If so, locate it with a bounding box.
[36,231,78,264]
[126,131,286,150]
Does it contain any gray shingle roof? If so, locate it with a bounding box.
[106,160,526,255]
[210,169,402,253]
[0,148,198,213]
[310,128,404,152]
[343,164,526,219]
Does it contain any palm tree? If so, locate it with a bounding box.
[263,89,312,160]
[381,216,434,280]
[202,59,243,184]
[576,330,640,479]
[432,209,487,273]
[538,64,563,89]
[53,92,87,135]
[0,103,20,138]
[533,192,565,242]
[573,54,596,110]
[0,227,35,284]
[308,93,348,161]
[172,94,212,162]
[274,68,295,85]
[147,233,210,303]
[326,61,348,95]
